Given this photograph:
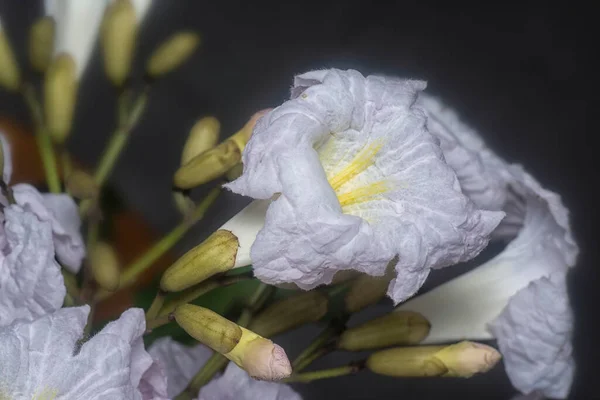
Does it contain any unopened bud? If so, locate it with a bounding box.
[174,109,269,189]
[66,170,99,200]
[44,54,77,144]
[249,291,329,337]
[344,272,392,314]
[160,230,238,292]
[29,16,55,73]
[146,32,200,78]
[225,163,244,182]
[172,190,195,217]
[0,27,21,91]
[337,311,430,351]
[174,304,242,354]
[366,341,501,378]
[181,116,220,165]
[90,241,121,292]
[101,0,137,87]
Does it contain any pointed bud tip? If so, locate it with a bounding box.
[453,342,501,374]
[243,340,292,381]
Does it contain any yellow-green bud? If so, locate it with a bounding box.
[160,230,238,292]
[101,0,137,87]
[181,116,221,165]
[0,27,21,91]
[44,54,78,144]
[66,169,99,200]
[90,241,121,292]
[146,32,200,78]
[174,304,242,354]
[366,341,501,378]
[337,311,430,351]
[28,16,55,73]
[225,162,244,182]
[249,291,329,337]
[344,273,391,314]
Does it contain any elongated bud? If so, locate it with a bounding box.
[44,54,78,144]
[0,26,21,91]
[160,230,238,292]
[366,341,501,378]
[174,304,243,353]
[146,32,200,78]
[337,311,430,351]
[181,116,220,165]
[101,0,137,87]
[29,16,55,73]
[90,242,121,292]
[225,162,244,182]
[66,169,99,200]
[175,304,292,380]
[174,109,269,189]
[249,291,329,337]
[345,271,392,313]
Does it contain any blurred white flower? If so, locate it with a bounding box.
[0,306,168,399]
[0,205,64,326]
[226,68,504,303]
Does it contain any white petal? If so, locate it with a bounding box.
[197,363,302,400]
[0,206,65,326]
[13,183,86,273]
[147,337,213,398]
[0,133,12,184]
[490,273,574,399]
[397,165,578,342]
[45,0,108,79]
[226,69,504,303]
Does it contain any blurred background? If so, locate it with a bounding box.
[0,1,596,399]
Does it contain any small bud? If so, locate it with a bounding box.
[29,16,55,73]
[181,116,220,165]
[337,311,430,351]
[146,32,200,78]
[44,54,78,144]
[225,162,244,182]
[160,230,238,292]
[366,341,501,378]
[101,0,137,87]
[90,242,121,292]
[173,109,269,189]
[249,291,329,337]
[174,304,243,354]
[66,170,99,200]
[0,27,21,91]
[344,272,392,314]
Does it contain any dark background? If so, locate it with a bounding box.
[0,1,596,399]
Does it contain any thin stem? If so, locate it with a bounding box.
[283,362,365,383]
[292,322,345,371]
[293,344,334,373]
[145,291,166,322]
[145,313,174,333]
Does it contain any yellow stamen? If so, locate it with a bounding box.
[337,181,389,208]
[327,140,383,191]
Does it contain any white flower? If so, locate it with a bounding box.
[0,205,65,326]
[45,0,108,79]
[225,69,504,303]
[12,183,86,273]
[0,306,168,399]
[397,165,577,398]
[146,337,300,400]
[127,0,153,22]
[490,273,574,399]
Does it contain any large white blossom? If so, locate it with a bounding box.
[0,205,64,326]
[226,69,504,303]
[0,306,168,399]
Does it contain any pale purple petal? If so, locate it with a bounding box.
[490,273,574,399]
[226,68,504,304]
[13,183,86,273]
[0,205,65,326]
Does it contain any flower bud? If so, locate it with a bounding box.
[174,304,243,354]
[225,162,244,182]
[172,190,195,217]
[181,116,220,165]
[249,291,329,337]
[146,32,200,78]
[90,241,121,292]
[160,230,238,292]
[0,26,21,91]
[101,0,137,87]
[337,311,430,351]
[44,54,78,144]
[366,341,501,378]
[66,169,99,200]
[173,109,269,189]
[344,271,392,313]
[29,16,55,73]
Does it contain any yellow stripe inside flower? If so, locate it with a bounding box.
[33,388,59,400]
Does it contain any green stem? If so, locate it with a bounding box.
[145,291,166,322]
[293,345,334,373]
[146,313,173,332]
[283,363,364,383]
[292,316,348,372]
